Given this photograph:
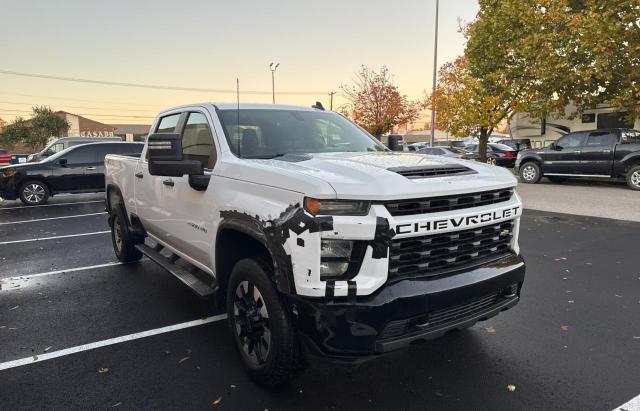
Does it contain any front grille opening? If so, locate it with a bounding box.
[388,220,515,281]
[388,165,477,179]
[384,188,514,216]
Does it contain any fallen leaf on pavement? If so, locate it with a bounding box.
[507,384,516,392]
[212,396,222,406]
[44,346,52,352]
[9,305,19,310]
[98,367,109,374]
[178,357,189,364]
[560,325,569,331]
[485,327,496,333]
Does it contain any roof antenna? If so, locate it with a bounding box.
[312,101,325,111]
[236,78,241,158]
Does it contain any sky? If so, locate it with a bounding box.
[0,0,479,125]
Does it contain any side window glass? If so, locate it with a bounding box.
[556,133,585,149]
[63,147,95,165]
[182,112,215,169]
[156,114,181,133]
[586,132,616,147]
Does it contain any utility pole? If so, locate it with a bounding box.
[430,0,439,146]
[328,91,336,110]
[269,62,280,104]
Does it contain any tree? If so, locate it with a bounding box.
[428,57,516,162]
[340,66,421,138]
[0,106,69,150]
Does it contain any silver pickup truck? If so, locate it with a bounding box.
[105,103,525,387]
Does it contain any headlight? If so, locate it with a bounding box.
[304,197,370,216]
[320,239,353,279]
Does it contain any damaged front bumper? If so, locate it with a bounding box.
[287,253,525,363]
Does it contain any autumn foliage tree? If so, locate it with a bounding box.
[341,66,420,138]
[0,106,69,150]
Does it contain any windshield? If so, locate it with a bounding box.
[217,109,387,159]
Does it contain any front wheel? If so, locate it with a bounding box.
[227,258,300,388]
[19,180,50,205]
[626,165,640,191]
[519,162,542,184]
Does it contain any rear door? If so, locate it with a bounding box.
[135,113,184,239]
[579,131,617,175]
[542,132,586,174]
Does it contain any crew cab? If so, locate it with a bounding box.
[516,129,640,190]
[0,142,143,205]
[104,103,526,387]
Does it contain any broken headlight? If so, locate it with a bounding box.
[320,239,353,279]
[304,197,370,216]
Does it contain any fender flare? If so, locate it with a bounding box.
[621,153,640,169]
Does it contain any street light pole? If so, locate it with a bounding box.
[328,91,336,110]
[269,62,280,104]
[430,0,439,146]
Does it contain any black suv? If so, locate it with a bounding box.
[515,129,640,190]
[497,138,532,152]
[0,142,143,205]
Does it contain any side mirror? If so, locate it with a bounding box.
[147,133,203,177]
[549,142,557,150]
[59,158,67,166]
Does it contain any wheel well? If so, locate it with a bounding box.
[519,158,542,172]
[106,185,123,212]
[215,229,273,306]
[624,159,640,173]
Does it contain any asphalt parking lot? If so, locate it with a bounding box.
[1,187,639,410]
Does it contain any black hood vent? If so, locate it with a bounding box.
[388,164,476,179]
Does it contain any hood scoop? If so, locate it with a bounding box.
[388,164,477,179]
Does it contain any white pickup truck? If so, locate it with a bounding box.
[105,103,525,387]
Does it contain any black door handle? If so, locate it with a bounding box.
[135,172,143,179]
[163,179,174,187]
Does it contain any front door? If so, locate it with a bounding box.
[162,111,217,270]
[542,132,586,174]
[47,145,95,192]
[579,130,617,175]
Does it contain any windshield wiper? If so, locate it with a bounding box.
[243,153,288,159]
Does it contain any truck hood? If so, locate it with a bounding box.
[249,152,517,200]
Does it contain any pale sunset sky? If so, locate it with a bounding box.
[0,0,479,125]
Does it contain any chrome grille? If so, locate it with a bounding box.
[388,220,514,280]
[384,188,514,216]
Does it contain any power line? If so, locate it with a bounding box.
[0,69,327,96]
[0,92,165,107]
[0,108,153,119]
[0,100,158,113]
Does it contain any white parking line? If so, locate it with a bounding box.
[0,200,103,210]
[612,393,640,411]
[3,262,125,281]
[0,231,110,245]
[0,314,228,371]
[0,212,106,225]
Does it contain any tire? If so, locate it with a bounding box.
[519,162,542,184]
[547,176,567,184]
[110,206,143,262]
[486,157,497,166]
[19,180,50,205]
[227,257,299,388]
[626,165,640,191]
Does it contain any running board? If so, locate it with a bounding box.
[135,244,216,297]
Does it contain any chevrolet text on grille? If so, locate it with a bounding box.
[395,206,521,235]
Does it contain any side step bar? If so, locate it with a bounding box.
[135,244,216,297]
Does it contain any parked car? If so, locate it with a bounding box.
[465,143,518,167]
[27,136,122,162]
[407,142,428,152]
[516,128,640,190]
[0,148,12,165]
[497,138,532,152]
[431,140,466,148]
[0,142,143,205]
[104,103,525,388]
[417,146,470,158]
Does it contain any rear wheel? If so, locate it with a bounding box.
[110,206,142,262]
[626,165,640,191]
[486,157,497,165]
[227,257,299,388]
[519,162,542,184]
[19,180,49,205]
